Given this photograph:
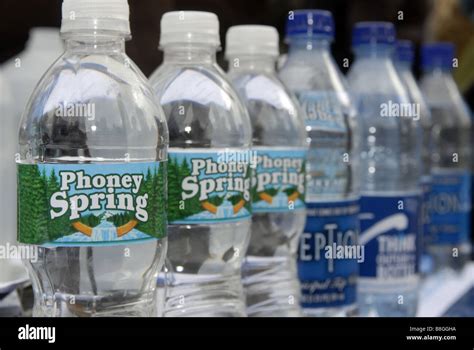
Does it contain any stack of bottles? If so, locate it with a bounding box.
[2,0,471,317]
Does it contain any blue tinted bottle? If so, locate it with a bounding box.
[420,43,472,273]
[394,40,434,275]
[280,10,360,317]
[347,22,421,317]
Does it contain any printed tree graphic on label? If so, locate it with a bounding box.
[168,156,249,219]
[168,157,201,221]
[107,164,166,238]
[18,164,166,244]
[202,194,225,214]
[252,185,279,204]
[283,159,305,204]
[18,164,49,244]
[228,194,246,214]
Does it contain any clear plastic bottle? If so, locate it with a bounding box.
[150,11,252,317]
[347,22,421,317]
[225,25,307,317]
[0,68,27,290]
[279,10,360,317]
[0,70,15,249]
[1,28,64,290]
[394,40,434,275]
[420,43,472,273]
[17,0,168,317]
[2,27,64,119]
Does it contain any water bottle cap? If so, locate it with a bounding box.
[421,43,455,70]
[160,11,220,47]
[396,40,414,64]
[352,22,396,47]
[225,25,279,58]
[285,9,334,40]
[60,0,130,35]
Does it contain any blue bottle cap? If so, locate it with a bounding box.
[421,43,455,70]
[352,22,396,47]
[396,40,414,64]
[285,9,334,40]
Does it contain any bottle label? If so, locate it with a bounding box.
[168,148,252,224]
[296,91,350,202]
[17,162,166,246]
[298,199,360,308]
[429,170,471,245]
[359,193,420,290]
[252,147,306,212]
[296,91,347,130]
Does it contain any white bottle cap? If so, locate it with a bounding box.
[225,25,279,58]
[60,0,130,36]
[159,11,220,47]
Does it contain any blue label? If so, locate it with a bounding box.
[296,91,347,130]
[429,170,471,245]
[298,199,360,308]
[359,193,420,283]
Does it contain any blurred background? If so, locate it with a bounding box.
[1,0,474,101]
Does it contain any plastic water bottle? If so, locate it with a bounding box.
[420,43,472,273]
[394,40,434,275]
[225,25,307,317]
[1,28,64,289]
[17,0,168,317]
[0,70,15,251]
[279,10,360,317]
[0,69,26,290]
[2,27,64,119]
[150,11,252,317]
[347,22,421,317]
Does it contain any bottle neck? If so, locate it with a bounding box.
[422,66,453,76]
[287,37,332,57]
[64,33,126,54]
[395,61,413,72]
[162,43,217,64]
[353,44,394,59]
[228,55,276,74]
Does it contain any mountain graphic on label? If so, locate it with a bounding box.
[359,213,408,245]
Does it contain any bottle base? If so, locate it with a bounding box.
[243,256,302,317]
[357,291,418,317]
[427,244,471,274]
[302,304,358,317]
[162,273,246,317]
[32,290,157,317]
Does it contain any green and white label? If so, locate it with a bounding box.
[168,148,252,224]
[17,162,166,246]
[252,147,306,212]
